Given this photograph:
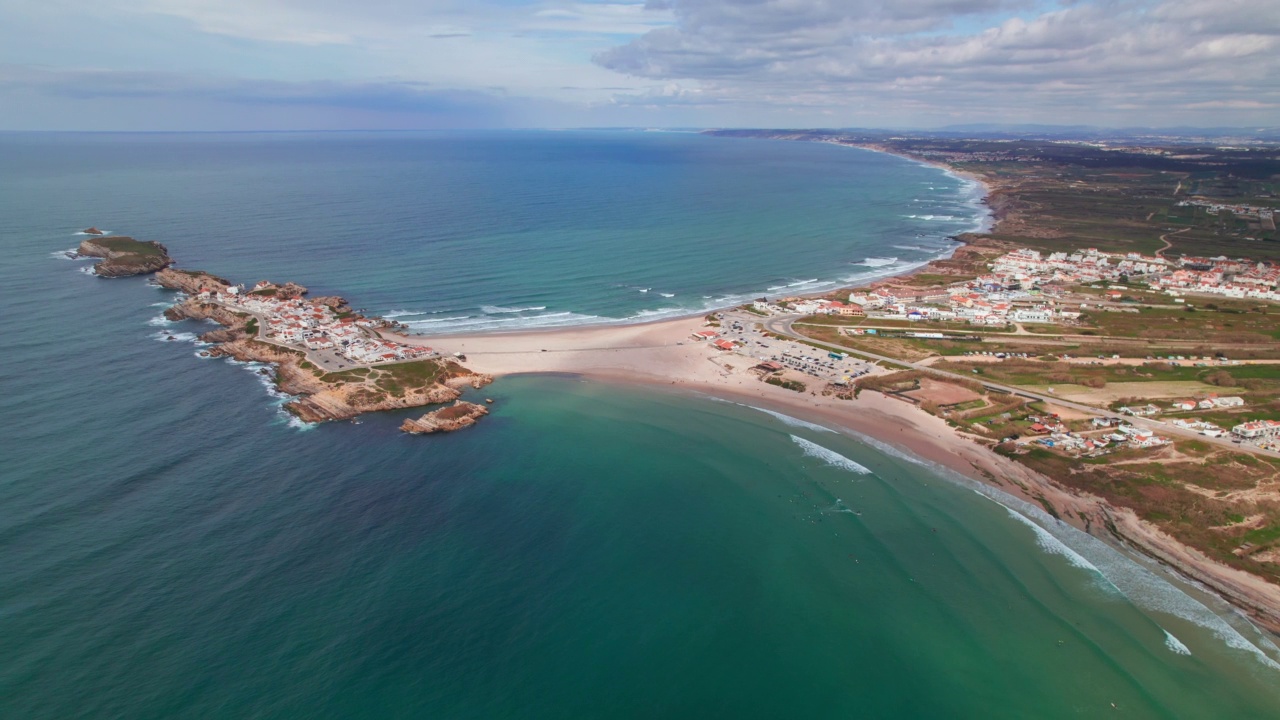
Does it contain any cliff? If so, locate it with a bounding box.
[78,236,172,277]
[156,268,233,295]
[401,401,490,434]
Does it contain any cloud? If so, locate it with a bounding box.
[595,0,1280,124]
[3,0,1277,128]
[0,64,524,123]
[136,0,672,44]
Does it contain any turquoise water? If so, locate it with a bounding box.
[3,131,1280,717]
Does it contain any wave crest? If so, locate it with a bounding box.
[791,435,872,474]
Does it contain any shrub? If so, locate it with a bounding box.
[1204,370,1236,387]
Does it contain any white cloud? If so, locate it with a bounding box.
[2,0,1277,127]
[595,0,1280,125]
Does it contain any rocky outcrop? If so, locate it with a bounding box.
[198,326,250,343]
[155,268,232,295]
[444,371,494,390]
[285,379,462,424]
[83,227,105,235]
[277,282,308,300]
[78,237,172,277]
[400,401,489,434]
[163,296,244,326]
[311,296,350,312]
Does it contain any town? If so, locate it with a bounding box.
[742,246,1280,326]
[723,245,1280,458]
[194,280,437,369]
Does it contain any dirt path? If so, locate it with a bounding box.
[1156,227,1189,257]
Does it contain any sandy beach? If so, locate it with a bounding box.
[384,312,1280,636]
[373,144,1280,637]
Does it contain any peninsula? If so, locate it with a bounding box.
[71,235,492,432]
[154,267,492,427]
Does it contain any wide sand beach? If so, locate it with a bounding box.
[385,303,1280,638]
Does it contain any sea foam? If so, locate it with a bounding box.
[791,435,872,475]
[820,424,1280,670]
[744,405,835,434]
[481,305,547,314]
[1165,630,1192,656]
[856,257,898,267]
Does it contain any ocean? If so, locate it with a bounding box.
[2,130,1279,718]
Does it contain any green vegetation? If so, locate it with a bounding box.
[319,359,445,397]
[766,376,806,392]
[93,236,166,257]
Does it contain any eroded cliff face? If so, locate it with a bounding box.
[400,401,490,434]
[164,296,244,326]
[155,268,232,295]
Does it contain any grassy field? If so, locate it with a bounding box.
[319,359,446,396]
[1014,444,1280,581]
[93,236,166,256]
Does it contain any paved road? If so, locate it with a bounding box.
[758,313,1280,458]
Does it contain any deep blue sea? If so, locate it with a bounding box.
[3,131,1280,718]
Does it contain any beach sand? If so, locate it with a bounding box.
[384,315,1280,635]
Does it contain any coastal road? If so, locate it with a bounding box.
[757,312,1280,458]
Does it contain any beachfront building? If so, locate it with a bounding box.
[1012,308,1053,323]
[1232,420,1280,440]
[818,301,863,316]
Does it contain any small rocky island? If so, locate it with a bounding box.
[77,236,173,277]
[401,401,490,434]
[154,267,492,430]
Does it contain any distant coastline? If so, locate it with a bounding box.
[60,135,1280,647]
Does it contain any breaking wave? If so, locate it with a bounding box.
[735,404,836,434]
[1165,630,1192,656]
[791,435,872,474]
[826,424,1280,670]
[481,305,548,314]
[856,257,898,267]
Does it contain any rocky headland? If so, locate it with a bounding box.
[150,267,492,428]
[78,236,173,277]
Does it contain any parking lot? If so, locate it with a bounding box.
[717,311,875,385]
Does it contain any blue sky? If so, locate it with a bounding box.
[2,0,1277,130]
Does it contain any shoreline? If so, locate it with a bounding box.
[385,140,1280,642]
[394,144,991,338]
[387,313,1280,644]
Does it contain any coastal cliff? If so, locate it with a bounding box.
[400,401,490,434]
[155,267,233,294]
[78,236,173,277]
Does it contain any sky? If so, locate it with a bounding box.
[1,0,1277,130]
